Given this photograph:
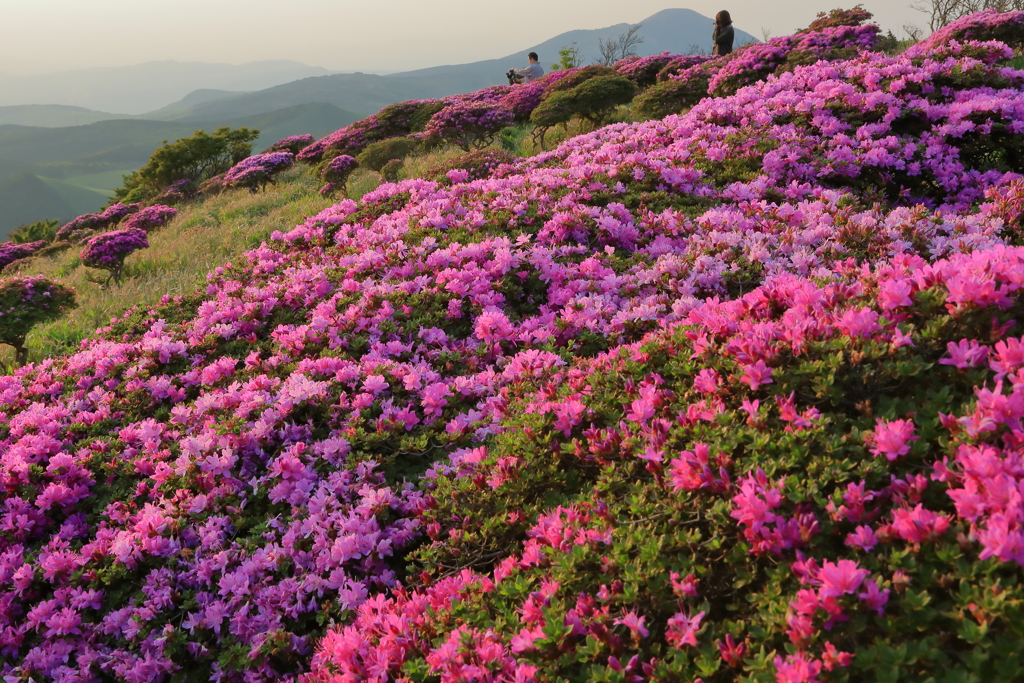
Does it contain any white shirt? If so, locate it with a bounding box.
[515,62,545,83]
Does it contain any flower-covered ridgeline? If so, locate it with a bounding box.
[307,243,1024,682]
[907,9,1024,56]
[1,14,1024,683]
[633,8,883,119]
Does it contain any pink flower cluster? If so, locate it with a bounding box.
[79,228,149,271]
[121,205,178,233]
[223,152,296,192]
[0,240,48,271]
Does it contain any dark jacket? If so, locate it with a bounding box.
[712,24,734,56]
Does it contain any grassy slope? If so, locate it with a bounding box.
[2,165,337,365]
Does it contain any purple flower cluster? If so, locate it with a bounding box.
[613,51,689,87]
[0,241,47,271]
[420,101,516,151]
[266,134,317,155]
[79,228,149,285]
[54,203,141,244]
[121,205,178,233]
[907,9,1024,55]
[319,154,359,195]
[223,152,296,193]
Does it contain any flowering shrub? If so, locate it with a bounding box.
[154,179,197,205]
[0,276,75,364]
[79,228,149,286]
[3,10,1024,683]
[420,102,516,151]
[223,152,295,193]
[656,55,714,82]
[614,51,688,88]
[0,240,47,271]
[121,205,178,233]
[265,134,316,155]
[53,203,141,244]
[319,154,359,195]
[907,9,1024,55]
[802,5,874,31]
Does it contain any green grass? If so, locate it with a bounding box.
[1011,56,1024,70]
[1,165,336,364]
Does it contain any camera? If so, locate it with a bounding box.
[506,69,519,85]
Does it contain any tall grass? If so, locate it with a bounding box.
[2,166,334,365]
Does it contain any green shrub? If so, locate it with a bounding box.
[114,127,260,203]
[531,75,636,131]
[380,158,405,183]
[542,65,616,98]
[633,73,711,120]
[8,218,59,244]
[0,276,76,365]
[356,137,419,172]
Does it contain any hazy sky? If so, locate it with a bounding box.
[2,0,925,75]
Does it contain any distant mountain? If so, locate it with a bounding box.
[143,90,251,119]
[0,105,122,128]
[0,104,361,171]
[0,60,338,115]
[0,103,363,236]
[389,8,758,91]
[151,9,757,122]
[0,172,109,240]
[158,72,472,123]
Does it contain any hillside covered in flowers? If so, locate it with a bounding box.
[2,8,1024,683]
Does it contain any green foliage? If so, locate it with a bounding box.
[532,75,637,130]
[8,218,59,244]
[356,137,419,172]
[633,74,710,120]
[551,42,584,71]
[542,65,617,98]
[0,276,76,365]
[114,127,260,203]
[380,158,405,183]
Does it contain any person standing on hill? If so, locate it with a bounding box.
[712,11,735,56]
[510,52,545,83]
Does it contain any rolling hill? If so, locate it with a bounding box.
[0,60,340,115]
[0,103,362,237]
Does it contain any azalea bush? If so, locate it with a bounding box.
[78,228,149,286]
[121,205,178,233]
[355,137,419,172]
[223,152,296,193]
[0,240,48,271]
[0,276,76,365]
[421,102,516,151]
[318,154,360,195]
[53,203,141,244]
[1,9,1024,683]
[265,134,316,155]
[423,148,518,184]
